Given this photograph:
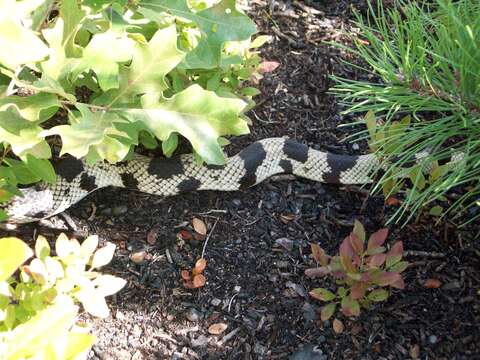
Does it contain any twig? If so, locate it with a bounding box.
[271,27,299,47]
[201,218,219,259]
[88,203,97,221]
[404,250,446,258]
[220,328,240,344]
[59,212,78,231]
[292,0,324,16]
[196,209,227,215]
[227,293,238,313]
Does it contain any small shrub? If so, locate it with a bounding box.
[0,234,126,359]
[332,0,480,224]
[0,0,267,220]
[306,221,408,321]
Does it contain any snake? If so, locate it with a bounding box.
[4,137,457,224]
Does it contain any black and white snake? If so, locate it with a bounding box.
[3,138,381,223]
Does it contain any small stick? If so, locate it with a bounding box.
[201,218,219,259]
[404,250,446,258]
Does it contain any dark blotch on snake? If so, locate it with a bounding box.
[147,157,184,179]
[79,173,97,192]
[25,210,48,219]
[238,142,267,189]
[283,140,308,163]
[177,177,202,192]
[205,163,225,170]
[323,153,360,183]
[121,173,139,190]
[54,157,84,182]
[279,159,293,173]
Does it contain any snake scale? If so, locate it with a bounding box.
[4,137,382,223]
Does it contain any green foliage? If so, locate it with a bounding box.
[307,221,408,320]
[0,0,265,219]
[0,234,126,359]
[332,0,480,224]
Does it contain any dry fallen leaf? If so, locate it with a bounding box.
[279,214,295,224]
[179,230,193,241]
[258,61,280,74]
[385,197,401,206]
[424,278,442,289]
[208,322,228,335]
[192,274,206,288]
[332,318,344,334]
[192,217,207,235]
[129,251,146,264]
[181,270,191,281]
[409,344,420,359]
[193,258,207,275]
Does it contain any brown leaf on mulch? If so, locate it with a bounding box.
[333,318,344,334]
[424,278,442,289]
[208,322,228,335]
[192,217,207,235]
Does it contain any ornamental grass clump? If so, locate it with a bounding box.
[332,0,480,224]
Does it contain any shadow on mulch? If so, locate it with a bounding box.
[2,1,479,359]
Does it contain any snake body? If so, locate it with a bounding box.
[4,138,380,223]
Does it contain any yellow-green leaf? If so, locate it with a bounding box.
[75,30,135,91]
[139,0,257,69]
[80,235,99,259]
[0,237,33,281]
[42,104,137,163]
[91,242,116,269]
[0,15,48,69]
[320,303,336,321]
[119,84,248,164]
[2,297,78,359]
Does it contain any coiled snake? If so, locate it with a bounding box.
[3,137,383,223]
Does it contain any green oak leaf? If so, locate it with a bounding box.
[40,0,85,82]
[12,0,55,31]
[99,25,184,106]
[0,11,49,69]
[0,108,51,158]
[0,93,59,122]
[25,154,56,184]
[42,104,137,163]
[74,30,135,91]
[30,74,76,101]
[83,0,126,13]
[117,84,248,164]
[3,158,41,184]
[58,0,85,57]
[139,0,257,69]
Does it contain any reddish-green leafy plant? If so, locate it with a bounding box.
[306,221,408,321]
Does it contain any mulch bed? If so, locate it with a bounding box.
[2,1,479,359]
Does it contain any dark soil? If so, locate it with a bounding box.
[2,1,479,359]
